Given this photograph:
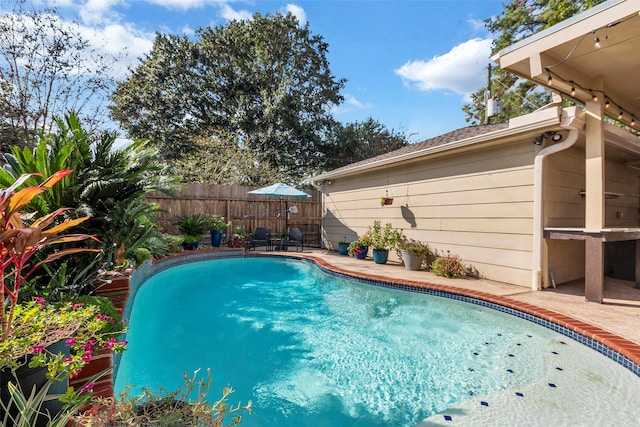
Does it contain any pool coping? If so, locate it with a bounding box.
[244,252,640,377]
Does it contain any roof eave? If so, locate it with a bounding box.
[311,107,564,187]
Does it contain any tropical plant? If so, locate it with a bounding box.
[431,251,466,278]
[175,215,207,242]
[0,113,178,293]
[205,215,231,232]
[75,369,252,426]
[0,171,100,340]
[367,220,402,250]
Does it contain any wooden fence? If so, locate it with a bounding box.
[145,184,322,246]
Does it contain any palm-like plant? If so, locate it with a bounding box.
[0,113,179,296]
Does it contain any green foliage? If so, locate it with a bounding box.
[228,227,248,249]
[0,113,179,295]
[175,214,207,240]
[110,13,345,183]
[367,220,402,250]
[395,238,431,259]
[347,234,373,257]
[1,375,89,427]
[431,251,466,278]
[1,300,127,379]
[131,247,152,266]
[204,214,231,232]
[463,0,606,125]
[76,369,252,426]
[171,132,291,186]
[321,118,409,170]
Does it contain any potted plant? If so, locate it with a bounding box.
[228,226,248,249]
[0,171,121,421]
[175,214,206,250]
[380,196,394,206]
[338,236,350,256]
[367,220,402,264]
[348,234,372,259]
[431,251,466,277]
[395,237,431,271]
[204,214,231,247]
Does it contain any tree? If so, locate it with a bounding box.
[110,13,345,182]
[0,0,118,149]
[320,118,409,171]
[463,0,605,125]
[172,131,290,186]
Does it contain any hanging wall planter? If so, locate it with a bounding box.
[380,197,394,206]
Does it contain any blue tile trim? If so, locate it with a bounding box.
[305,259,640,378]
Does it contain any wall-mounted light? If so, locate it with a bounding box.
[533,131,562,145]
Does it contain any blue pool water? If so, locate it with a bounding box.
[115,258,640,426]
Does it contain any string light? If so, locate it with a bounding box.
[543,69,637,129]
[593,33,601,48]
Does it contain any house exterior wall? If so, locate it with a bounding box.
[322,141,538,287]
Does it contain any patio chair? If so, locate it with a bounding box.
[281,227,304,252]
[249,227,271,250]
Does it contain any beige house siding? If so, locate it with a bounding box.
[323,141,537,287]
[544,143,640,286]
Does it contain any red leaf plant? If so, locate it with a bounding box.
[0,170,100,340]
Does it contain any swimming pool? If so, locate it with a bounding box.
[115,257,640,426]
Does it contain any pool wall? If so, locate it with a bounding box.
[114,250,640,383]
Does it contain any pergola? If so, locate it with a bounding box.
[493,0,640,302]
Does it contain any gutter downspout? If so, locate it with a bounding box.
[532,122,580,291]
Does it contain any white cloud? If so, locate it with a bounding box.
[145,0,215,9]
[88,23,154,78]
[77,0,123,25]
[467,18,485,32]
[344,94,373,109]
[220,4,252,21]
[331,94,373,115]
[284,4,306,25]
[395,38,492,99]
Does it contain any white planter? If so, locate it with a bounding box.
[401,250,423,271]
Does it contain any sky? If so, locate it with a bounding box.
[17,0,506,144]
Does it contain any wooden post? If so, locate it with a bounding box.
[585,236,604,303]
